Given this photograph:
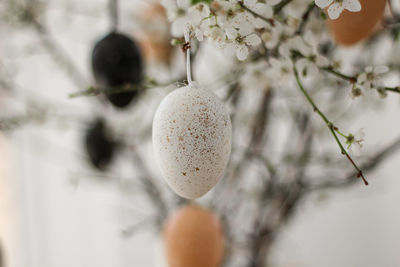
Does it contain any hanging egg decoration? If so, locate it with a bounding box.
[139,3,174,65]
[327,0,387,45]
[84,118,116,170]
[91,32,144,108]
[163,205,225,267]
[152,84,232,199]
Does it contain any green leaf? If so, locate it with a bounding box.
[320,11,327,20]
[191,0,212,5]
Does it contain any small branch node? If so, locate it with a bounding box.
[182,42,191,53]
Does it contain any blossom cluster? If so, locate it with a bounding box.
[160,0,395,153]
[353,66,389,99]
[161,0,363,63]
[162,0,275,60]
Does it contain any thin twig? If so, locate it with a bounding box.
[293,65,368,185]
[68,77,176,98]
[294,2,316,35]
[129,147,168,223]
[109,0,119,31]
[273,0,293,13]
[321,66,357,83]
[239,1,275,26]
[31,19,88,89]
[121,217,156,238]
[384,86,400,93]
[322,66,400,94]
[309,136,400,191]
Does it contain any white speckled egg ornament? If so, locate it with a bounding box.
[152,83,232,199]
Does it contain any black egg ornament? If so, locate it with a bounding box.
[91,32,144,108]
[84,118,116,170]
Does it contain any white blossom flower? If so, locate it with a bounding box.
[261,21,284,49]
[302,31,330,66]
[278,36,303,59]
[188,3,211,41]
[243,0,282,29]
[161,0,191,36]
[203,25,226,48]
[357,65,389,90]
[280,33,329,79]
[377,87,388,98]
[244,0,273,17]
[315,0,362,20]
[350,84,363,99]
[347,128,365,156]
[224,29,262,61]
[354,128,365,148]
[218,9,255,41]
[161,0,210,38]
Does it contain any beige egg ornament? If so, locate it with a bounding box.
[327,0,387,45]
[152,83,232,199]
[163,205,225,267]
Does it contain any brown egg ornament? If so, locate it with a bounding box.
[163,205,224,267]
[327,0,387,45]
[138,3,174,65]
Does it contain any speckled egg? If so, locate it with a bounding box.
[152,84,232,199]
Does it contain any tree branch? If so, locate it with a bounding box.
[294,2,316,35]
[31,19,88,89]
[308,136,400,191]
[322,66,400,94]
[293,64,368,185]
[239,1,275,26]
[109,0,119,31]
[273,0,293,13]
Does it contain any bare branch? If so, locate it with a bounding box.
[293,64,368,185]
[30,19,88,89]
[308,137,400,191]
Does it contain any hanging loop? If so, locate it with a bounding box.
[183,26,193,85]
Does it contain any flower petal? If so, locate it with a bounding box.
[194,28,204,41]
[245,34,262,46]
[244,0,257,8]
[237,20,254,36]
[256,3,273,18]
[161,0,177,9]
[177,0,191,9]
[225,27,238,40]
[253,17,268,29]
[171,19,185,36]
[357,73,367,83]
[343,0,361,12]
[365,66,373,73]
[315,0,334,9]
[316,55,330,67]
[269,0,282,6]
[327,3,344,20]
[374,65,389,74]
[236,44,249,61]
